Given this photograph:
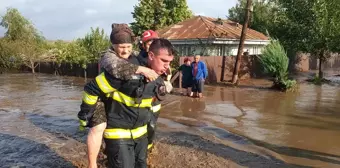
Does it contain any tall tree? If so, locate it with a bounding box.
[277,0,340,78]
[0,8,42,41]
[164,0,193,26]
[228,0,280,35]
[0,38,20,69]
[131,0,192,35]
[232,0,253,84]
[77,27,110,63]
[0,8,48,73]
[131,0,167,35]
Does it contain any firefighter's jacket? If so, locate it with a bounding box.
[78,56,164,139]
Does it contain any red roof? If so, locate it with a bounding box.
[157,15,268,41]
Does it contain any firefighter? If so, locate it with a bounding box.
[78,38,175,168]
[138,30,172,81]
[137,30,173,150]
[86,24,159,168]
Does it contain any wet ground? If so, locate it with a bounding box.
[1,73,340,168]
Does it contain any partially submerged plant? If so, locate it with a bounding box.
[258,39,296,91]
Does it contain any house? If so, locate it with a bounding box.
[157,15,269,56]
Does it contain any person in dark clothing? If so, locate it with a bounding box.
[78,38,175,168]
[178,57,193,96]
[138,30,159,65]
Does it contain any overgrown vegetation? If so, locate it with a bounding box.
[0,8,110,73]
[131,0,193,35]
[0,2,191,73]
[49,27,110,69]
[229,0,340,83]
[257,39,296,91]
[0,8,47,73]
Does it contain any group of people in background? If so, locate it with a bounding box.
[178,55,208,98]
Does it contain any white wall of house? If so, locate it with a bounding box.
[171,39,269,56]
[230,44,265,56]
[173,44,266,56]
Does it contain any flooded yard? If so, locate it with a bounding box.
[0,73,340,168]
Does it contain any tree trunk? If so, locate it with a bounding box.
[318,57,323,79]
[232,0,252,84]
[220,56,226,82]
[30,61,35,73]
[84,68,87,81]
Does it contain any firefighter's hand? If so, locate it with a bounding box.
[163,81,173,93]
[78,111,90,130]
[137,66,159,82]
[78,119,88,131]
[165,67,172,81]
[79,119,88,127]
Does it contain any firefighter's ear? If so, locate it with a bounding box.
[148,51,155,61]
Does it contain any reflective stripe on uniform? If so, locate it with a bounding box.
[104,125,147,139]
[147,143,153,150]
[95,72,159,111]
[95,72,116,93]
[79,119,87,127]
[112,91,153,108]
[82,91,98,105]
[106,93,113,98]
[150,104,161,113]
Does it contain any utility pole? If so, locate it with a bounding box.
[231,0,253,84]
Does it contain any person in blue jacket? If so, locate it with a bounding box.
[191,55,208,98]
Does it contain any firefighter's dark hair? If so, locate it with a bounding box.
[149,38,175,56]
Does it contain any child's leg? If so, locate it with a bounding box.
[87,102,107,168]
[87,122,106,168]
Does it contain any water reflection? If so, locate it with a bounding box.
[179,98,206,119]
[165,84,340,167]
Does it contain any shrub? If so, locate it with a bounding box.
[258,39,296,91]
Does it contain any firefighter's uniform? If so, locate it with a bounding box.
[78,56,165,168]
[136,50,171,150]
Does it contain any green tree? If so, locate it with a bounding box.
[131,0,167,35]
[257,39,296,91]
[77,27,110,63]
[230,0,340,79]
[50,40,90,69]
[16,39,48,73]
[228,0,280,34]
[0,8,41,41]
[131,0,192,35]
[0,38,21,70]
[164,0,193,26]
[0,8,48,73]
[277,0,340,79]
[50,27,109,69]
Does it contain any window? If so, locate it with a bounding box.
[224,46,231,56]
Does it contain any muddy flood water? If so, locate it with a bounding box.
[1,73,340,168]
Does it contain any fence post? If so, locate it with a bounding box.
[179,72,182,89]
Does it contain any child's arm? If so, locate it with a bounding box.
[99,51,138,80]
[99,50,158,81]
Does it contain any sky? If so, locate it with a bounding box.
[0,0,238,40]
